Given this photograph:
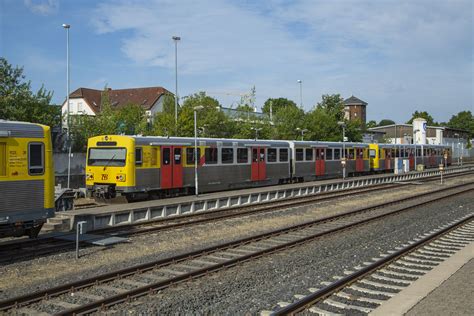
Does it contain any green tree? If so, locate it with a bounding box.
[447,111,474,137]
[406,111,435,125]
[0,57,60,127]
[366,120,377,129]
[262,98,298,115]
[378,119,396,126]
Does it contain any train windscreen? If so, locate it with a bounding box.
[88,148,127,166]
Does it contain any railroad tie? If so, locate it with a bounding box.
[95,285,128,293]
[336,291,385,304]
[120,279,149,287]
[15,308,51,316]
[46,300,81,309]
[140,273,168,282]
[358,279,405,291]
[323,297,374,314]
[308,305,343,315]
[173,263,204,271]
[70,291,104,301]
[348,284,395,297]
[190,258,220,266]
[156,267,188,276]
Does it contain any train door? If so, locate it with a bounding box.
[385,149,391,170]
[409,150,414,170]
[356,148,364,172]
[251,147,266,181]
[315,148,325,176]
[161,146,183,189]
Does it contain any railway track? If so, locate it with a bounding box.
[93,170,474,237]
[1,170,473,265]
[1,182,472,315]
[268,214,474,315]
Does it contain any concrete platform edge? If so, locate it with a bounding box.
[369,240,474,316]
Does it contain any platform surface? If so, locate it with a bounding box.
[371,241,474,316]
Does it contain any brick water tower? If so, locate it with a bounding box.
[343,95,367,125]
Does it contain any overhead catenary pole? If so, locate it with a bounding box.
[193,106,203,196]
[172,36,181,134]
[297,80,303,108]
[62,23,71,189]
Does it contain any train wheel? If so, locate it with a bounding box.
[27,225,43,239]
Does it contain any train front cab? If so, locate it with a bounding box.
[86,135,136,199]
[0,122,54,238]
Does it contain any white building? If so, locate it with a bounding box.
[61,86,172,128]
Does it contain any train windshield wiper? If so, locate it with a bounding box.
[103,154,116,171]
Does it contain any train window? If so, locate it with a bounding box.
[326,148,333,160]
[296,148,304,161]
[369,149,376,158]
[151,148,158,166]
[135,147,143,166]
[334,148,341,160]
[205,147,218,164]
[28,143,44,175]
[267,148,277,162]
[279,148,288,162]
[88,148,126,166]
[252,148,258,162]
[174,148,182,165]
[237,148,248,163]
[305,148,313,161]
[186,147,201,164]
[347,149,355,159]
[222,148,234,164]
[162,148,171,165]
[0,142,6,176]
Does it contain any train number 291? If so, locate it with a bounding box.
[101,174,108,181]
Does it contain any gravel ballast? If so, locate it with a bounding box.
[0,175,472,312]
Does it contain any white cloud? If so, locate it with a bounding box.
[23,0,58,15]
[90,0,473,121]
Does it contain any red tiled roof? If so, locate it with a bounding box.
[68,86,172,114]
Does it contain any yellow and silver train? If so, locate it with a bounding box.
[0,120,55,238]
[86,135,451,201]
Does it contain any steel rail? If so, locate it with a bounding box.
[272,214,474,315]
[1,182,472,314]
[3,171,470,265]
[94,170,474,237]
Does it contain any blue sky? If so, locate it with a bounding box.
[1,0,473,123]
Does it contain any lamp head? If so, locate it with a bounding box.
[62,24,70,29]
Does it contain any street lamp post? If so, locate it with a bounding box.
[296,128,308,141]
[193,106,204,196]
[413,129,420,170]
[338,121,346,180]
[62,23,72,189]
[251,127,262,140]
[454,133,460,165]
[172,36,181,134]
[297,80,303,108]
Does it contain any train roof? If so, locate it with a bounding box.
[290,140,369,148]
[0,120,46,138]
[377,143,450,148]
[132,136,290,147]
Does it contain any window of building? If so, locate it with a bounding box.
[28,143,44,175]
[205,147,218,164]
[305,148,313,161]
[221,148,234,164]
[135,147,143,166]
[237,148,248,163]
[267,148,277,162]
[186,147,201,164]
[278,148,287,162]
[296,148,304,161]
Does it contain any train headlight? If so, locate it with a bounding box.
[116,174,126,182]
[86,173,94,180]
